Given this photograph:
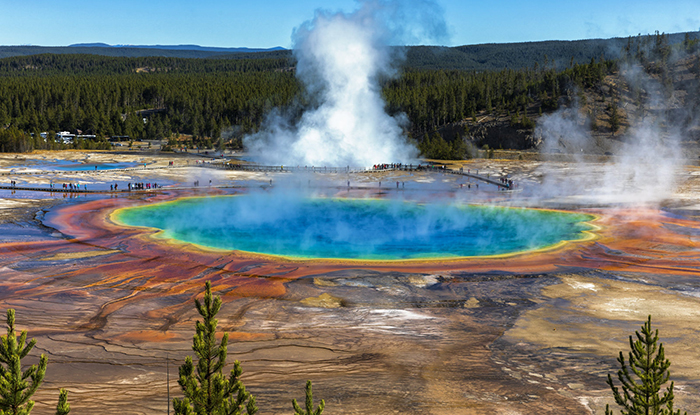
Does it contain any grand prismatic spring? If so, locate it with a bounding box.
[2,153,700,414]
[112,195,596,260]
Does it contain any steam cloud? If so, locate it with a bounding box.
[535,60,688,205]
[244,0,448,167]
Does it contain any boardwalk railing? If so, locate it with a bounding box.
[0,161,513,193]
[199,162,513,189]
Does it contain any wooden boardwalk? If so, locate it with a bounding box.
[211,163,512,189]
[0,161,513,194]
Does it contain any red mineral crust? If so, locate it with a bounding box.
[10,194,691,300]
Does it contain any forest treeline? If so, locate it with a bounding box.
[385,59,611,132]
[0,52,611,154]
[0,31,694,156]
[0,54,293,76]
[0,56,299,152]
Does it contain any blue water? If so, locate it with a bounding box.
[114,195,595,260]
[9,161,139,171]
[50,162,139,171]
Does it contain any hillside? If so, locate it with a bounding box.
[451,42,700,159]
[409,32,697,71]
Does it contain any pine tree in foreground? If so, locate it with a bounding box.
[173,281,257,415]
[605,315,686,415]
[0,309,69,415]
[0,308,47,415]
[292,380,324,415]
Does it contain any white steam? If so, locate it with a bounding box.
[535,63,685,205]
[244,0,448,167]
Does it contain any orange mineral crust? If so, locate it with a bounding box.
[44,195,700,278]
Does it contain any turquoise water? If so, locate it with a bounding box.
[114,195,595,260]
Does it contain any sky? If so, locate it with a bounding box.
[1,0,699,48]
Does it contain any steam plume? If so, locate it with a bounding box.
[535,61,687,205]
[244,0,448,167]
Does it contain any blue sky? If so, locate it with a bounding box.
[1,0,699,48]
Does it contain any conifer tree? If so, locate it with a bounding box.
[609,100,620,135]
[173,281,257,415]
[0,309,70,415]
[0,309,47,415]
[605,315,686,415]
[292,381,324,415]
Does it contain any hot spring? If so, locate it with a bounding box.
[9,160,140,171]
[112,194,596,260]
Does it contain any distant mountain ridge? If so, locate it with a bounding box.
[0,44,289,60]
[405,31,700,70]
[69,43,286,53]
[1,31,698,71]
